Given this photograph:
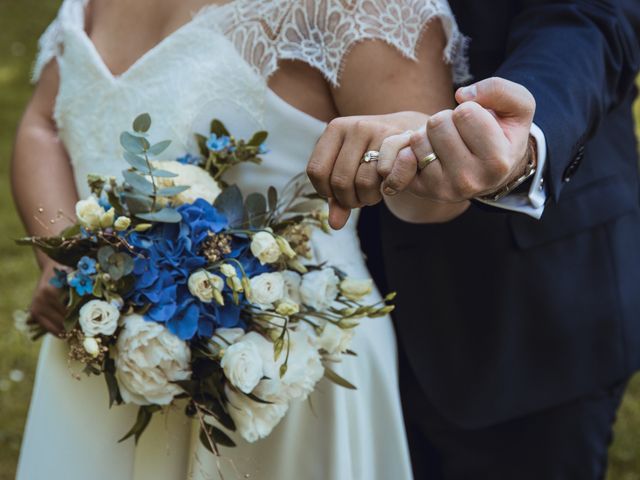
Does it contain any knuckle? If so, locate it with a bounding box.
[306,163,324,183]
[330,173,351,193]
[355,172,379,191]
[452,103,477,123]
[427,110,452,130]
[327,117,346,132]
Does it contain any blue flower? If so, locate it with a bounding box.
[49,268,68,289]
[69,274,94,296]
[206,134,231,152]
[176,153,202,166]
[77,256,97,276]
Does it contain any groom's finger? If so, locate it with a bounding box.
[452,101,505,160]
[328,198,352,230]
[456,77,535,119]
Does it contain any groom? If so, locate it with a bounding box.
[308,1,640,478]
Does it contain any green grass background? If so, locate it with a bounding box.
[0,2,639,479]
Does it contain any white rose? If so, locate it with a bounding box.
[79,300,120,336]
[221,332,271,394]
[188,270,224,303]
[83,337,101,357]
[114,216,132,231]
[75,196,105,230]
[318,322,354,355]
[153,161,221,205]
[339,278,373,301]
[225,385,288,443]
[248,272,285,310]
[250,232,281,265]
[300,269,339,311]
[281,271,302,303]
[115,315,191,405]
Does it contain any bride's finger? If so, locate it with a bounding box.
[330,131,371,209]
[307,121,346,198]
[377,130,412,179]
[328,198,352,230]
[382,147,420,196]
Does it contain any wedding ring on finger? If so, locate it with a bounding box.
[418,152,439,171]
[361,150,380,164]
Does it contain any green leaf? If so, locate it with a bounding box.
[248,130,268,147]
[136,207,182,223]
[132,113,151,133]
[123,151,151,172]
[120,132,149,154]
[107,253,135,281]
[245,192,267,228]
[214,185,244,227]
[119,405,161,444]
[200,424,236,452]
[64,290,84,332]
[267,186,278,212]
[210,119,230,137]
[104,357,123,407]
[324,366,357,390]
[97,246,116,270]
[122,170,155,196]
[245,391,274,405]
[150,168,179,178]
[288,199,327,214]
[195,133,209,156]
[148,140,172,156]
[59,223,81,239]
[123,192,153,215]
[158,185,190,197]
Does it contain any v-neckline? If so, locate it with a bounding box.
[79,1,236,82]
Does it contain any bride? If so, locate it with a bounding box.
[12,0,468,478]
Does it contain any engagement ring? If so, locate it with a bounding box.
[361,150,380,164]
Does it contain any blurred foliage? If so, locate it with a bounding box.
[0,1,638,479]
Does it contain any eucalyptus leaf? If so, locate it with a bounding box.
[245,192,267,228]
[267,186,278,212]
[288,199,327,214]
[150,168,179,178]
[210,119,230,137]
[123,192,153,215]
[97,246,116,270]
[148,140,172,156]
[120,132,147,155]
[132,113,151,133]
[59,223,81,239]
[123,151,151,172]
[195,133,208,156]
[158,185,190,197]
[122,170,155,196]
[136,207,183,223]
[324,366,357,390]
[248,131,268,147]
[214,185,244,227]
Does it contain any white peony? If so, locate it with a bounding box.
[221,332,271,394]
[188,270,224,303]
[78,300,120,336]
[281,271,302,303]
[153,161,221,205]
[300,269,339,310]
[339,278,373,301]
[248,272,285,310]
[75,196,105,230]
[250,231,281,265]
[115,315,191,405]
[225,385,289,443]
[318,322,354,355]
[82,337,101,358]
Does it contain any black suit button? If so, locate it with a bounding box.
[563,146,585,183]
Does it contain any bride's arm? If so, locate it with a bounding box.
[307,20,469,228]
[11,61,78,334]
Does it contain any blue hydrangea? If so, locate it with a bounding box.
[206,134,231,152]
[77,256,97,276]
[176,153,202,166]
[69,274,94,296]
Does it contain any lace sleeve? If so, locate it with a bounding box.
[220,0,471,87]
[31,0,87,83]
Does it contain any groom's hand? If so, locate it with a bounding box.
[380,78,536,202]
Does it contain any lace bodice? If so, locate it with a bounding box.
[34,0,469,86]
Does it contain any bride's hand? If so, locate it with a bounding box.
[29,262,66,337]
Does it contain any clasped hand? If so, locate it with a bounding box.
[307,77,536,229]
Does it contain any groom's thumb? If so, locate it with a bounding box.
[455,77,535,120]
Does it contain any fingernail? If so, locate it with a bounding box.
[459,85,477,100]
[383,185,397,196]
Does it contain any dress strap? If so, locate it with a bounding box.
[212,0,470,87]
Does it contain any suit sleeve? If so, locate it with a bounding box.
[495,0,640,201]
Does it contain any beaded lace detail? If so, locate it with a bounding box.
[33,0,470,86]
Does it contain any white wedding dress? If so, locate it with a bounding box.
[17,1,467,479]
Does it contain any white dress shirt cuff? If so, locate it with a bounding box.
[476,123,548,219]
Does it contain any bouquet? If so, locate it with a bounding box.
[17,114,395,453]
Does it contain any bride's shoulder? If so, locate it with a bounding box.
[227,0,469,86]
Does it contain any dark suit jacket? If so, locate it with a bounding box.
[361,0,640,429]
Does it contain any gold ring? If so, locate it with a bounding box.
[418,152,438,170]
[361,150,380,164]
